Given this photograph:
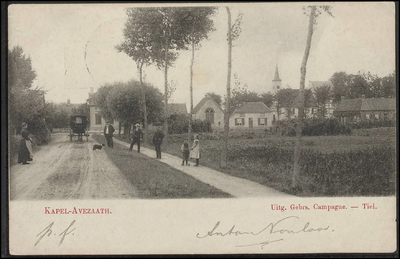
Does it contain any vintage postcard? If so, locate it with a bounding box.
[7,2,397,255]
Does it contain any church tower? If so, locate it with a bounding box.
[272,64,282,91]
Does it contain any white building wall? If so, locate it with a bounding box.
[229,112,275,129]
[89,105,106,133]
[193,99,224,128]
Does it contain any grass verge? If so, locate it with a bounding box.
[92,134,232,199]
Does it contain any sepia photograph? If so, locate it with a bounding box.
[6,2,397,255]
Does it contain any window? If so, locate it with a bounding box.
[366,114,371,120]
[258,118,267,125]
[95,114,102,125]
[374,114,379,119]
[205,108,214,124]
[384,113,389,119]
[235,118,245,126]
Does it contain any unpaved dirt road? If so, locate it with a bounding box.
[10,133,138,200]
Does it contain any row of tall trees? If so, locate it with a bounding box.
[116,7,217,145]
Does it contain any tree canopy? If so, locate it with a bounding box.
[8,46,37,90]
[205,92,222,106]
[94,80,163,127]
[330,71,395,102]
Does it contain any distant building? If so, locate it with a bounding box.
[272,64,282,91]
[87,90,108,132]
[274,89,318,120]
[309,80,335,118]
[229,102,275,129]
[334,96,396,123]
[192,96,224,128]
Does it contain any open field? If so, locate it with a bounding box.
[133,127,396,197]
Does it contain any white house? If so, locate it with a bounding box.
[229,102,275,129]
[192,96,224,128]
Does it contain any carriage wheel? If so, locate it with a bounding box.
[69,129,73,142]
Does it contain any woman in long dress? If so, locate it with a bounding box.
[17,122,33,165]
[190,135,201,166]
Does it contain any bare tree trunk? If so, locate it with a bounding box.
[124,123,132,141]
[163,36,170,147]
[188,39,195,145]
[221,7,232,168]
[138,61,148,144]
[293,6,316,188]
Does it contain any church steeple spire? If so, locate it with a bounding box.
[272,63,281,91]
[273,64,281,81]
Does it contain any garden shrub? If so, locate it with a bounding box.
[9,135,21,163]
[349,119,396,129]
[278,118,351,136]
[167,114,211,134]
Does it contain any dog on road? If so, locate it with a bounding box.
[93,144,105,151]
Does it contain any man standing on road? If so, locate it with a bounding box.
[130,123,143,153]
[153,126,165,159]
[104,121,115,148]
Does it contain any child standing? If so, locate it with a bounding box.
[181,139,190,166]
[190,135,201,166]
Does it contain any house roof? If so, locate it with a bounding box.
[335,98,396,112]
[167,103,187,115]
[361,98,396,111]
[234,102,273,114]
[309,80,334,88]
[192,96,223,114]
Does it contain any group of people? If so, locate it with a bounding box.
[17,121,201,167]
[180,136,200,166]
[103,121,201,166]
[103,121,143,152]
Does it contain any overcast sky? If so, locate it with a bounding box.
[8,2,395,107]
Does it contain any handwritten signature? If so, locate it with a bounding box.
[196,216,331,249]
[35,220,76,247]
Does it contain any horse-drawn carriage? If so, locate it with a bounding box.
[69,115,89,142]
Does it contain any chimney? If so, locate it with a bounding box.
[67,98,70,105]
